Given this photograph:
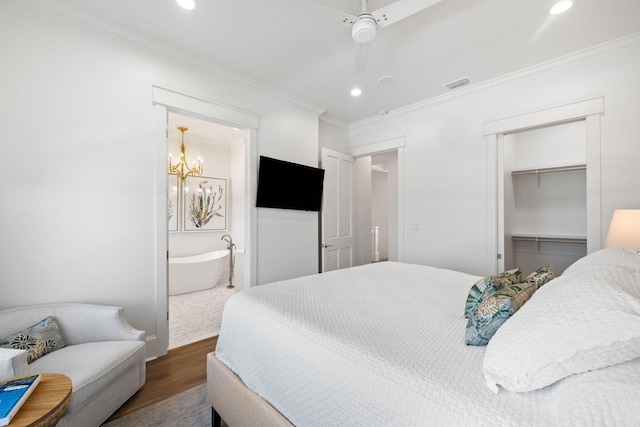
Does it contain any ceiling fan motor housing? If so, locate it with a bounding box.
[352,14,377,43]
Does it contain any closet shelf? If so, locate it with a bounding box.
[511,234,587,244]
[511,163,586,176]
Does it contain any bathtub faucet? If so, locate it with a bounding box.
[221,234,234,250]
[221,234,235,289]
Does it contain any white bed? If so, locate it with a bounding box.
[208,248,640,426]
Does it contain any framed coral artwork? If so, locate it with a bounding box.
[183,176,227,231]
[168,174,179,232]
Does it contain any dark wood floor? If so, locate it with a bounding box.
[104,336,218,423]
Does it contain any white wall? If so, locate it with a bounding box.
[256,108,321,284]
[348,38,640,276]
[319,119,349,155]
[0,1,322,354]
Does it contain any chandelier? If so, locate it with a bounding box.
[169,126,203,180]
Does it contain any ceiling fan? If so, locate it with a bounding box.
[284,0,443,73]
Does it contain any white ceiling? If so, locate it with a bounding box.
[17,0,640,124]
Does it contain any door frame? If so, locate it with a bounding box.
[349,136,405,262]
[150,86,259,358]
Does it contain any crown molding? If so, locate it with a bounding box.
[12,1,639,128]
[350,31,640,129]
[12,0,327,117]
[319,115,349,129]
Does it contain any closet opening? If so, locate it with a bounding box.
[502,120,587,275]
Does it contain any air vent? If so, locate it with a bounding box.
[444,77,470,90]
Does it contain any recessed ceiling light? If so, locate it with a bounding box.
[549,0,573,15]
[350,87,362,97]
[176,0,196,10]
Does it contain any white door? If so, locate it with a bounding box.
[321,148,355,272]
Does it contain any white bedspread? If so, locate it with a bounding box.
[215,261,634,426]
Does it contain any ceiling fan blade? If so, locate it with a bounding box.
[278,0,357,27]
[354,40,371,74]
[371,0,443,28]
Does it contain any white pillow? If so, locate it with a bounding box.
[563,247,640,276]
[483,263,640,393]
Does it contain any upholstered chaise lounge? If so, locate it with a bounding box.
[0,303,146,427]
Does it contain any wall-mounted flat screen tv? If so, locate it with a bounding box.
[256,156,325,212]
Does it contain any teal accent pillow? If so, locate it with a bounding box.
[465,283,537,346]
[464,268,522,318]
[0,316,66,363]
[524,265,555,289]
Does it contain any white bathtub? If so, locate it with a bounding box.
[168,250,230,296]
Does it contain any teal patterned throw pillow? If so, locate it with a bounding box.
[0,316,66,363]
[464,268,522,318]
[465,283,537,346]
[524,265,555,289]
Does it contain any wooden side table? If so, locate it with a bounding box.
[9,373,72,427]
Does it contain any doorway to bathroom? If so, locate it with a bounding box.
[151,85,259,357]
[166,111,245,349]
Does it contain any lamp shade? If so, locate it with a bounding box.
[604,209,640,251]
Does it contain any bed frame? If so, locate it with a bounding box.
[207,352,294,427]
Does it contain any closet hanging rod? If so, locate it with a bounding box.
[511,164,586,176]
[511,235,587,244]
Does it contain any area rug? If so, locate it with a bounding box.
[102,384,217,427]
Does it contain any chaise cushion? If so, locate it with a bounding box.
[28,340,145,414]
